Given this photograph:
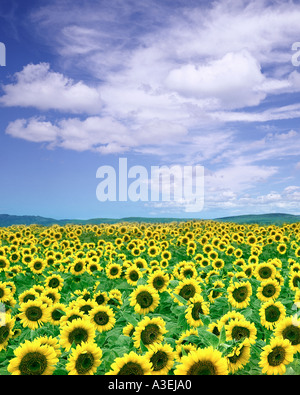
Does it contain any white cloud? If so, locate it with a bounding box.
[5,116,188,154]
[5,118,59,143]
[165,50,266,109]
[0,63,102,114]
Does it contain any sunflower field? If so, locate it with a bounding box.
[1,220,300,375]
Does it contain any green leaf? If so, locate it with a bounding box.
[197,328,219,348]
[218,325,226,345]
[122,312,138,327]
[139,338,148,353]
[172,293,188,305]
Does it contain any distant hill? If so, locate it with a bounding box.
[0,214,189,227]
[0,213,299,227]
[215,213,300,225]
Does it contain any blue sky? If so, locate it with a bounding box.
[1,0,300,220]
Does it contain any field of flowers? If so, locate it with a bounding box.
[1,220,300,375]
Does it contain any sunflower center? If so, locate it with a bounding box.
[68,328,88,345]
[153,276,165,290]
[94,311,109,326]
[232,286,248,302]
[129,271,139,281]
[23,294,36,303]
[51,309,64,321]
[141,324,160,345]
[19,352,47,375]
[118,361,144,375]
[110,267,119,275]
[259,267,272,279]
[228,346,244,364]
[0,260,6,268]
[79,305,93,315]
[34,261,42,270]
[75,352,95,374]
[183,269,194,278]
[74,263,83,272]
[136,291,153,308]
[179,284,196,301]
[265,305,281,322]
[267,346,285,366]
[191,302,204,320]
[95,294,105,305]
[262,284,276,298]
[188,360,216,375]
[150,351,168,371]
[0,289,4,298]
[25,306,43,322]
[231,326,250,341]
[293,276,300,288]
[48,278,60,288]
[282,325,300,345]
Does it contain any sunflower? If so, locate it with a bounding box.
[59,317,96,351]
[243,263,255,278]
[125,264,142,286]
[212,258,225,271]
[178,263,198,280]
[289,272,300,292]
[133,316,167,349]
[185,294,210,327]
[28,258,47,274]
[0,312,15,351]
[106,351,152,375]
[86,261,102,275]
[89,305,116,332]
[48,302,66,325]
[7,339,58,375]
[34,335,61,358]
[259,300,286,330]
[44,274,64,291]
[0,257,10,272]
[227,281,252,309]
[18,299,50,330]
[66,341,102,375]
[70,258,86,275]
[277,243,287,255]
[148,246,160,258]
[76,299,97,318]
[174,278,202,305]
[105,263,122,279]
[217,311,245,332]
[129,284,160,315]
[174,347,228,375]
[254,262,277,281]
[226,319,257,345]
[93,290,108,306]
[208,280,225,304]
[18,289,39,304]
[226,339,251,374]
[41,288,61,305]
[256,279,281,302]
[145,343,175,375]
[59,307,84,326]
[147,269,169,293]
[123,322,135,337]
[259,337,294,375]
[274,316,300,353]
[174,344,197,362]
[0,281,11,303]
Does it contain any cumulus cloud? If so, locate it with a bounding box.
[5,116,188,154]
[0,63,102,114]
[165,50,266,109]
